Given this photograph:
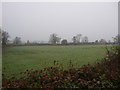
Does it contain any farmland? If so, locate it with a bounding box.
[2,45,111,78]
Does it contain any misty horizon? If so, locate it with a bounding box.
[2,2,118,43]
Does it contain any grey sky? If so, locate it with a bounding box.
[2,2,118,42]
[0,2,2,27]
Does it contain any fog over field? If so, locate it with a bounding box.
[2,2,118,42]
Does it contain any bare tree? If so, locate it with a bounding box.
[82,36,88,43]
[108,40,111,44]
[72,36,77,44]
[13,37,21,45]
[99,39,106,44]
[27,40,30,45]
[2,30,10,45]
[49,33,61,44]
[112,34,120,44]
[72,34,82,44]
[112,37,117,43]
[76,34,82,43]
[95,40,99,43]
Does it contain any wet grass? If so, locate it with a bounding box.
[2,45,111,78]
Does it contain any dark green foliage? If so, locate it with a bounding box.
[61,39,67,45]
[2,46,120,88]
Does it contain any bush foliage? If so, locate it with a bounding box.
[2,46,120,88]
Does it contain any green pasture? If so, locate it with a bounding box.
[3,45,111,78]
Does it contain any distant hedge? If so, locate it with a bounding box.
[6,43,114,47]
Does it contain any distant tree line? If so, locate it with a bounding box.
[0,28,21,46]
[48,33,114,45]
[49,33,89,45]
[0,28,120,46]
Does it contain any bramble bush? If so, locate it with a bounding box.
[2,46,120,88]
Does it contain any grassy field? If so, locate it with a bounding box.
[0,46,2,88]
[3,45,111,78]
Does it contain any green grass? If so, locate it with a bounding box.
[0,46,2,88]
[3,45,111,78]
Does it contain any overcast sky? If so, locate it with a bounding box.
[0,2,2,27]
[2,2,118,42]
